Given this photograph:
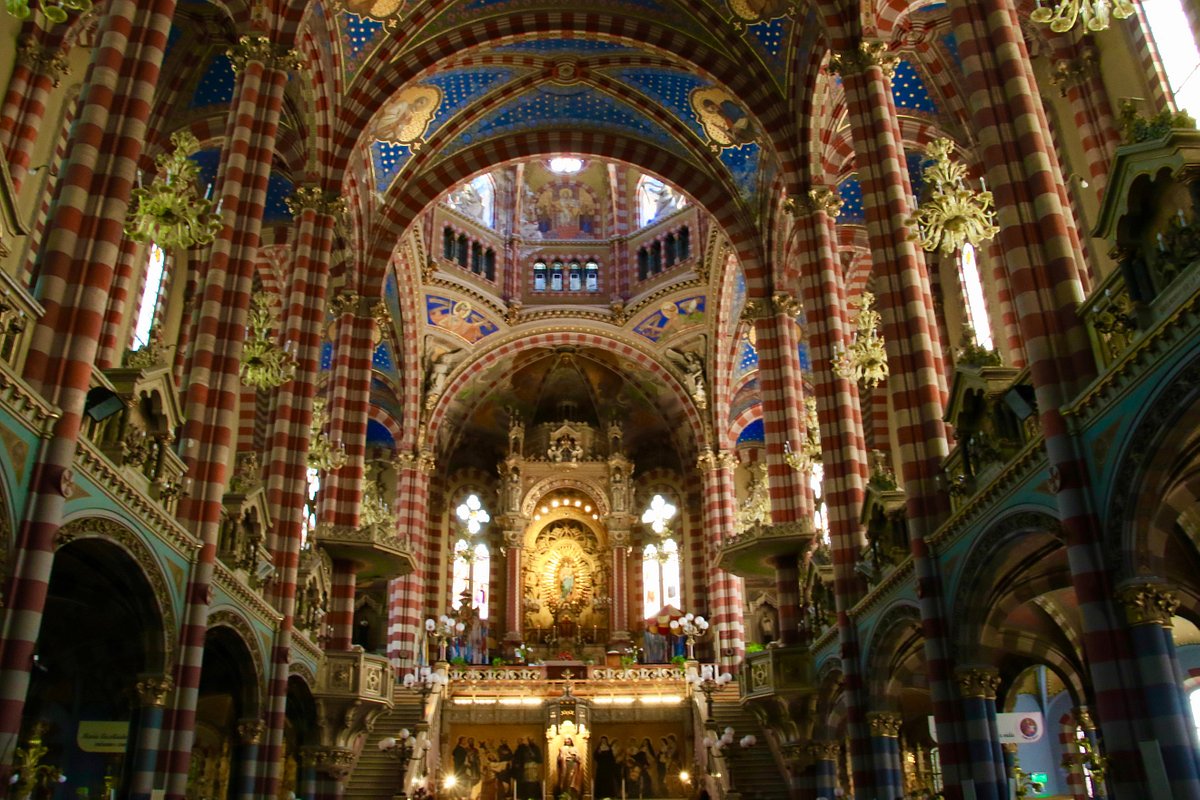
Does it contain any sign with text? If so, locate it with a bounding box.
[77,720,130,753]
[929,711,1044,743]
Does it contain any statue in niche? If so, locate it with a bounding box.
[609,465,626,512]
[666,348,708,409]
[558,559,577,602]
[424,348,464,409]
[548,435,583,462]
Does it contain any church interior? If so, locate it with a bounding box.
[1,0,1200,798]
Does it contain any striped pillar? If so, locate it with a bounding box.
[260,189,339,796]
[1114,583,1200,796]
[299,750,319,799]
[0,31,69,195]
[389,448,434,669]
[832,42,966,797]
[866,711,904,799]
[955,667,1006,800]
[322,295,373,528]
[129,675,174,800]
[794,198,875,791]
[808,740,839,800]
[504,530,524,648]
[697,450,744,671]
[96,235,144,369]
[771,552,802,646]
[0,0,176,771]
[328,560,359,652]
[162,35,296,800]
[1045,41,1120,195]
[610,536,631,645]
[235,718,266,800]
[946,1,1150,794]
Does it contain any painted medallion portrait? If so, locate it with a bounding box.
[372,84,442,146]
[342,0,404,18]
[689,86,758,148]
[727,0,792,23]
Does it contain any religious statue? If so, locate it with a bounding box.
[665,348,707,409]
[548,435,583,462]
[557,559,577,602]
[425,348,464,410]
[556,737,584,799]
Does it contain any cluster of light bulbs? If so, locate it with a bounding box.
[534,497,599,522]
[706,726,756,751]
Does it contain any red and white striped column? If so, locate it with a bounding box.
[259,187,339,795]
[0,29,69,195]
[162,35,296,800]
[0,0,176,772]
[795,193,874,792]
[948,0,1156,793]
[389,448,434,669]
[697,450,743,671]
[831,41,964,796]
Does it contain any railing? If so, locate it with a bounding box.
[1079,267,1138,369]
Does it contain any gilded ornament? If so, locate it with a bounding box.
[16,38,69,85]
[306,397,347,472]
[228,35,303,73]
[240,292,296,390]
[136,675,174,707]
[867,711,903,737]
[907,138,998,255]
[1031,0,1133,32]
[1115,582,1179,626]
[237,718,266,745]
[784,396,822,472]
[4,0,89,23]
[833,291,889,388]
[955,667,1001,699]
[828,41,898,78]
[285,185,345,217]
[125,130,222,251]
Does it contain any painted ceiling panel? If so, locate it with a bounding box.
[372,141,411,191]
[444,84,689,158]
[746,16,789,67]
[423,68,521,134]
[891,60,936,113]
[719,143,761,203]
[189,55,235,109]
[341,13,386,72]
[837,177,864,222]
[942,32,962,69]
[264,174,296,222]
[737,417,765,444]
[612,68,710,140]
[491,38,637,54]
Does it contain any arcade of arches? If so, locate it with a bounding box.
[1,0,1200,798]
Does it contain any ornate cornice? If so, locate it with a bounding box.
[213,559,284,627]
[867,711,903,737]
[1115,582,1179,626]
[955,666,1001,699]
[828,41,899,78]
[805,740,840,760]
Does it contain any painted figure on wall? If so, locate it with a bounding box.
[535,184,599,238]
[594,736,620,798]
[513,736,543,799]
[690,86,758,148]
[372,84,442,145]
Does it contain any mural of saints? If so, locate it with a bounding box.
[727,0,791,23]
[535,184,599,237]
[372,84,442,147]
[690,86,758,149]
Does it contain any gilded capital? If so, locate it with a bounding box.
[136,675,175,707]
[329,290,360,316]
[867,711,902,737]
[697,449,736,472]
[1074,707,1095,731]
[740,298,767,323]
[828,41,899,78]
[238,718,267,745]
[955,667,1001,699]
[805,740,840,760]
[1115,582,1179,626]
[286,185,346,217]
[17,38,69,86]
[786,187,844,219]
[228,35,303,73]
[771,291,803,318]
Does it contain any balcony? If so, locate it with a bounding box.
[313,649,396,780]
[717,520,814,578]
[740,645,816,703]
[310,518,414,580]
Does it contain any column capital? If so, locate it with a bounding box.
[237,718,267,745]
[286,185,346,217]
[955,666,1001,699]
[784,187,843,219]
[329,290,360,317]
[135,674,175,708]
[697,448,736,472]
[805,739,841,760]
[228,35,303,73]
[1073,706,1096,731]
[1048,49,1099,97]
[828,41,898,78]
[16,37,69,86]
[867,711,902,737]
[770,291,804,318]
[1115,582,1179,626]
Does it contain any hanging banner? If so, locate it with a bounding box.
[928,711,1044,744]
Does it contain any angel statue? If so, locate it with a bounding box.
[666,348,707,409]
[424,348,464,410]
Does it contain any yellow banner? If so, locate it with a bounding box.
[77,721,130,753]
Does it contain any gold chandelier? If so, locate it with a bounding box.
[834,291,889,388]
[240,292,296,390]
[784,396,822,472]
[4,0,89,24]
[908,139,998,256]
[1032,0,1133,32]
[126,130,222,251]
[306,397,347,472]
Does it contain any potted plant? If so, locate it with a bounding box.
[671,654,687,669]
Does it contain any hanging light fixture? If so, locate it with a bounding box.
[641,494,677,536]
[240,292,296,389]
[4,0,90,24]
[908,138,998,256]
[1031,0,1133,32]
[126,130,222,251]
[456,494,490,535]
[306,397,347,472]
[834,292,889,389]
